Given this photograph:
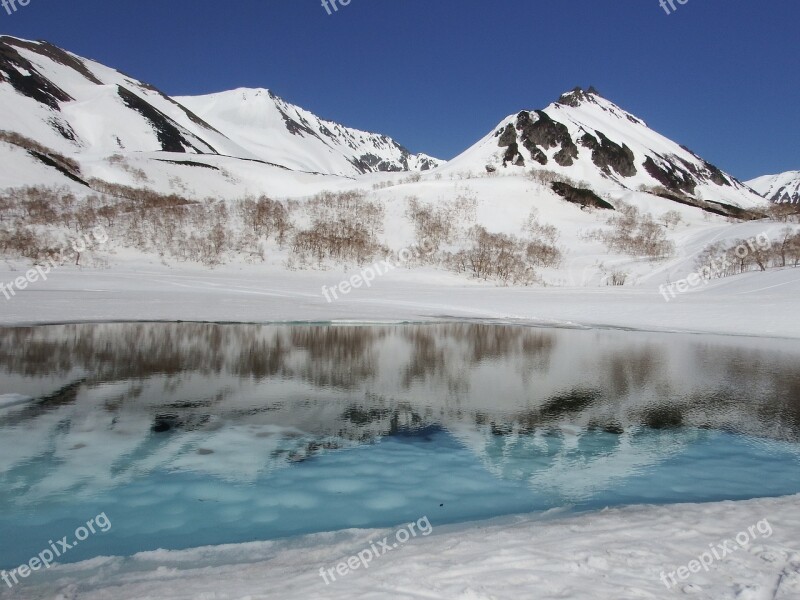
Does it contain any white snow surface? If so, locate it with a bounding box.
[2,259,800,339]
[0,169,797,337]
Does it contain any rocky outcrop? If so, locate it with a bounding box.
[643,156,697,196]
[551,182,615,210]
[580,132,636,178]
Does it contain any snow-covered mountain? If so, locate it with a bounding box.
[0,36,237,158]
[0,36,770,219]
[443,87,765,214]
[747,171,800,204]
[0,35,440,181]
[176,88,441,176]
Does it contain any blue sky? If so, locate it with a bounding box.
[2,0,797,180]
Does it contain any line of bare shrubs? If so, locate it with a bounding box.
[0,226,61,263]
[106,154,150,183]
[0,185,265,266]
[239,195,292,247]
[527,168,593,191]
[1,183,569,284]
[766,202,800,223]
[405,195,562,284]
[0,186,389,269]
[695,228,800,278]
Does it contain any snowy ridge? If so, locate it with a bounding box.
[0,35,440,182]
[177,88,442,176]
[747,170,800,204]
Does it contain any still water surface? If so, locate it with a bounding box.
[1,323,799,567]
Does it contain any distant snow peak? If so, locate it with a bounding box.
[178,88,443,176]
[747,171,800,204]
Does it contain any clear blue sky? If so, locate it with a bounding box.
[2,0,797,180]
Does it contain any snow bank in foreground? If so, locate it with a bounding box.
[4,494,799,600]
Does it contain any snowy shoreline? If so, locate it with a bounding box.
[2,260,800,339]
[2,494,798,599]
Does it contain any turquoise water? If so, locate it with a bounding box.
[1,323,799,569]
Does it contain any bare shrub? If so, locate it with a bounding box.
[789,231,800,267]
[445,226,538,285]
[527,169,561,185]
[694,241,734,279]
[372,180,395,190]
[608,270,628,286]
[238,195,291,246]
[406,197,455,254]
[291,191,386,266]
[594,202,675,259]
[405,193,476,258]
[107,154,149,183]
[661,210,683,229]
[524,209,560,244]
[525,239,563,268]
[693,233,795,280]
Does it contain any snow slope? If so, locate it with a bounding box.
[748,171,800,204]
[0,36,234,158]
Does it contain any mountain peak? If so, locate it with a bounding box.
[226,87,274,101]
[447,86,765,213]
[556,86,603,108]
